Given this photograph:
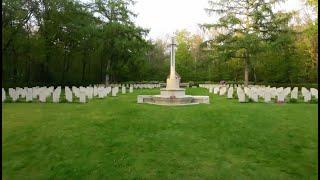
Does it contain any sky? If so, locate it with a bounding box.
[81,0,311,40]
[132,0,307,40]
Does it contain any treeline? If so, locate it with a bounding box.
[172,0,318,85]
[2,0,166,87]
[2,0,318,88]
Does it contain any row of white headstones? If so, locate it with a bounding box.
[200,84,318,103]
[2,84,160,103]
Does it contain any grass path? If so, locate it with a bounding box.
[2,88,318,179]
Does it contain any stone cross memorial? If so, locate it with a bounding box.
[137,36,209,105]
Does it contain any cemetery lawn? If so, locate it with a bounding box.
[2,88,318,180]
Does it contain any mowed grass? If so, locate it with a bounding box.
[2,88,318,179]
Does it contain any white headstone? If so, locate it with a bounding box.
[238,91,246,102]
[219,87,227,96]
[112,87,117,96]
[21,87,27,98]
[26,88,33,102]
[98,87,104,98]
[86,87,93,99]
[213,87,219,94]
[301,87,308,97]
[122,86,126,94]
[290,89,298,99]
[32,87,39,99]
[39,92,47,102]
[209,87,213,93]
[283,87,291,97]
[227,87,233,99]
[79,92,86,103]
[237,87,246,102]
[52,87,61,103]
[304,91,311,102]
[310,88,318,99]
[65,87,73,102]
[129,86,133,93]
[73,87,80,98]
[93,86,98,97]
[264,92,271,103]
[251,92,259,102]
[277,92,285,103]
[9,89,18,102]
[2,88,6,102]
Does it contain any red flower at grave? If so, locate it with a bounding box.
[170,96,176,99]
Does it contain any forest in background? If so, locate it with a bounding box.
[2,0,318,88]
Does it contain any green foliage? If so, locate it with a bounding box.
[2,0,154,87]
[202,0,316,85]
[289,98,298,103]
[1,0,318,86]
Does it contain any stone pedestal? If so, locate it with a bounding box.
[166,77,180,89]
[160,88,185,97]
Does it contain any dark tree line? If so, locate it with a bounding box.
[2,0,165,87]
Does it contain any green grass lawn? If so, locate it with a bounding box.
[2,88,318,179]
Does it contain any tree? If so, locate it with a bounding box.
[203,0,293,86]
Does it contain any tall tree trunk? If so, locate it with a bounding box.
[253,66,257,84]
[81,61,86,82]
[100,58,103,82]
[61,51,67,83]
[106,59,111,82]
[244,54,249,87]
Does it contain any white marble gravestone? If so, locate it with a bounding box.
[304,91,311,102]
[26,88,33,102]
[264,92,271,103]
[290,89,298,99]
[310,88,318,99]
[301,87,308,97]
[21,87,27,98]
[32,87,39,99]
[39,91,47,102]
[9,89,18,102]
[227,87,233,99]
[79,92,86,103]
[9,88,14,97]
[213,87,219,94]
[112,87,117,96]
[2,88,6,102]
[52,87,61,103]
[122,86,126,94]
[65,87,73,102]
[102,88,107,97]
[251,92,259,102]
[129,86,133,93]
[86,87,93,99]
[98,87,104,98]
[209,87,213,93]
[283,87,291,97]
[238,91,246,102]
[277,91,285,103]
[73,87,80,98]
[93,86,98,97]
[219,87,227,96]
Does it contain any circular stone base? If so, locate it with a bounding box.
[151,95,194,105]
[137,95,210,106]
[160,88,186,97]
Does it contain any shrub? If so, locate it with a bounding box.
[289,98,298,103]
